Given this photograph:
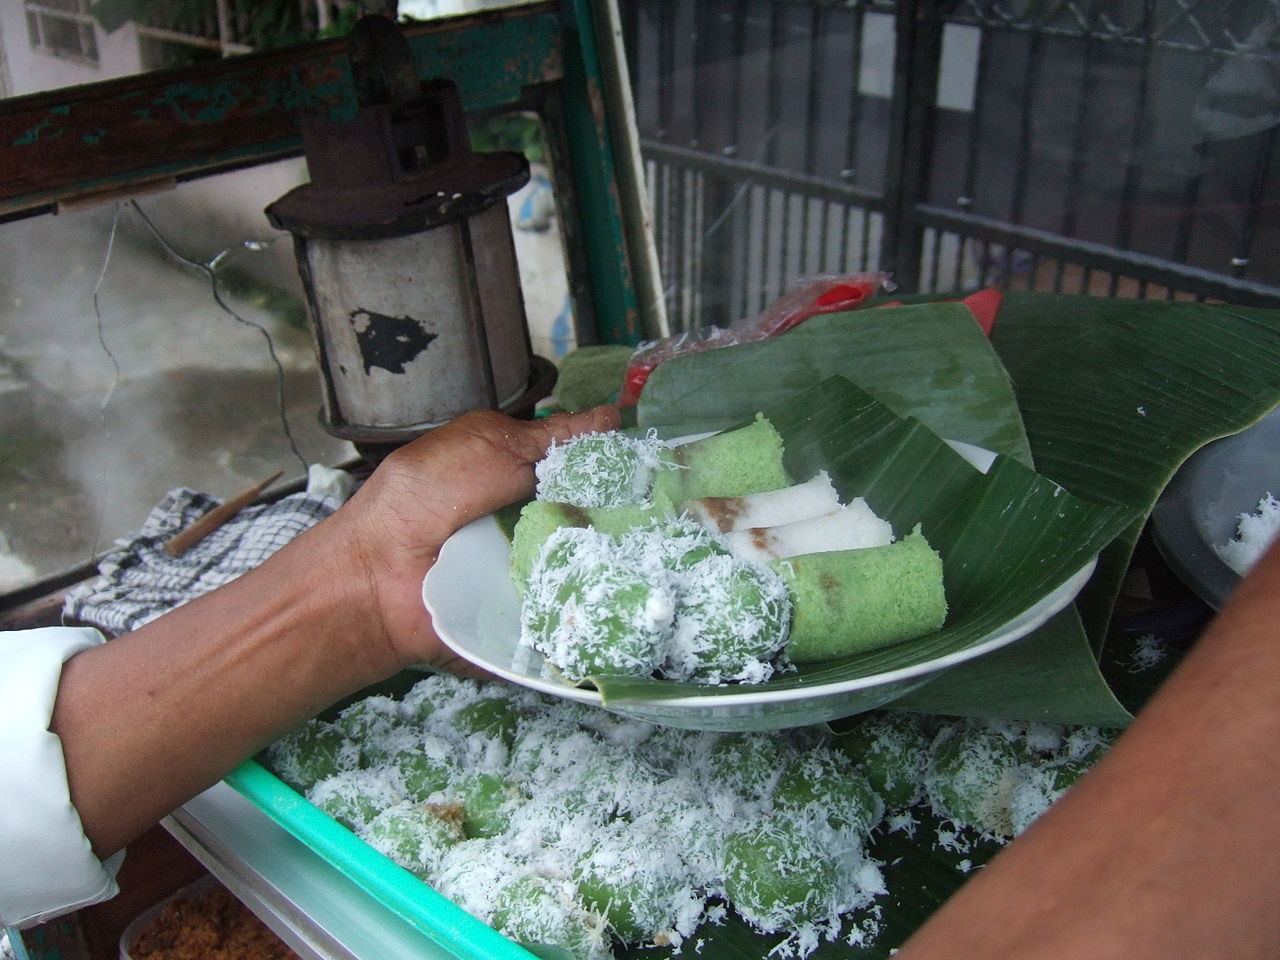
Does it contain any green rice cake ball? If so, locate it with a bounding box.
[926,723,1034,837]
[514,777,611,833]
[1060,726,1114,766]
[773,749,884,837]
[436,837,522,920]
[401,672,475,723]
[505,790,611,850]
[1008,764,1076,836]
[307,769,402,833]
[357,720,423,771]
[535,430,666,508]
[663,554,792,684]
[573,821,698,945]
[335,695,403,743]
[490,875,613,960]
[508,717,604,785]
[563,751,658,821]
[264,718,358,793]
[510,500,583,588]
[620,515,727,573]
[452,695,523,748]
[835,711,931,809]
[460,772,527,839]
[705,732,787,799]
[364,801,465,880]
[391,734,458,802]
[1007,731,1110,835]
[637,784,726,887]
[522,526,676,682]
[651,413,790,509]
[774,528,946,662]
[721,812,842,931]
[634,725,714,776]
[335,695,407,768]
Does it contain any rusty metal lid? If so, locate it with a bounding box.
[266,18,529,240]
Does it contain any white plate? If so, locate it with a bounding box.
[423,514,1092,731]
[422,438,1092,730]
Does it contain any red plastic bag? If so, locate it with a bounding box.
[874,287,1003,337]
[619,272,890,405]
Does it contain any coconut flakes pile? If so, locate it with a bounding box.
[1215,491,1280,576]
[264,674,1115,960]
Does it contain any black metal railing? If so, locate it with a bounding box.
[620,0,1280,331]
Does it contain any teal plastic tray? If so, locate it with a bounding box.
[226,758,539,960]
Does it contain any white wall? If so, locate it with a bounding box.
[0,4,144,98]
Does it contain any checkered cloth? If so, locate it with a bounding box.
[62,478,349,636]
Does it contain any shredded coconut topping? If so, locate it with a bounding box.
[266,682,1113,960]
[536,431,669,508]
[521,520,790,685]
[1215,491,1280,576]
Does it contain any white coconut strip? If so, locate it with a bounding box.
[685,471,841,534]
[724,498,894,564]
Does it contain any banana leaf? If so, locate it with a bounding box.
[987,294,1280,651]
[635,301,1033,465]
[594,375,1138,727]
[624,293,1280,725]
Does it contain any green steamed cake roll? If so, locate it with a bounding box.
[773,527,947,662]
[651,413,790,509]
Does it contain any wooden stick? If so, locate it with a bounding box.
[164,471,285,557]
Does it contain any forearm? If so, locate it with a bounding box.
[896,541,1280,959]
[48,406,620,861]
[50,511,390,859]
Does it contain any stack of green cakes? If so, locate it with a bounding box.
[511,414,948,685]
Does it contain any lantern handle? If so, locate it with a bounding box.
[348,14,422,112]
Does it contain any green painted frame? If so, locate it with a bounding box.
[0,1,646,345]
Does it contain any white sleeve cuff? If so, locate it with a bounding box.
[0,626,125,928]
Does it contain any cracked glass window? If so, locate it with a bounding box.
[0,2,573,595]
[0,129,572,594]
[0,162,352,589]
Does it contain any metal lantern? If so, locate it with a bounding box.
[266,15,551,451]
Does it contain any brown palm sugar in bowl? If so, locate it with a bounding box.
[128,883,298,960]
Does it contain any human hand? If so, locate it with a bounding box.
[335,406,621,672]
